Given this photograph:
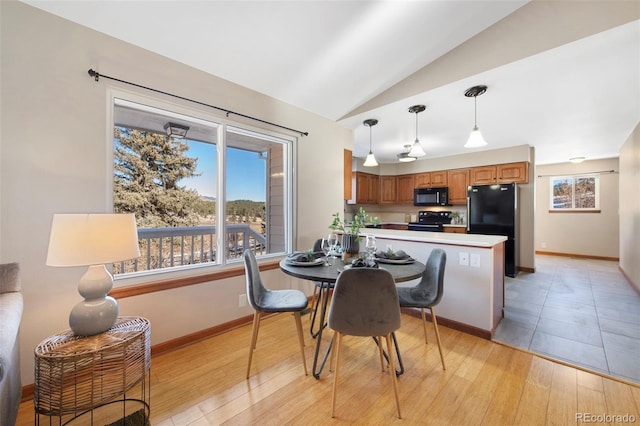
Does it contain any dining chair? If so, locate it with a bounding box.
[243,250,308,379]
[328,267,402,419]
[397,248,447,370]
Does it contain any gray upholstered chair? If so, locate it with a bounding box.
[328,267,402,419]
[397,248,447,370]
[243,250,308,379]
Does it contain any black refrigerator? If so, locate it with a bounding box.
[467,183,518,277]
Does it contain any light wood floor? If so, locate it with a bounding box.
[17,312,640,425]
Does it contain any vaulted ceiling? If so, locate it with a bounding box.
[23,0,640,165]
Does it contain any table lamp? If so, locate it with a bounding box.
[46,213,140,336]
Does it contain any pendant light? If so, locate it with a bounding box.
[408,105,426,158]
[464,85,488,148]
[363,119,378,167]
[397,144,416,162]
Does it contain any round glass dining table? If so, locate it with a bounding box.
[279,257,425,379]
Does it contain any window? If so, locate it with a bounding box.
[549,175,600,212]
[112,98,293,276]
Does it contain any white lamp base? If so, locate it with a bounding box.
[69,264,119,336]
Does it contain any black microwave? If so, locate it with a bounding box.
[413,187,448,206]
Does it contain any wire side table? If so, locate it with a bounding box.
[34,316,151,425]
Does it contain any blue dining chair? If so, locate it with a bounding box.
[243,250,308,379]
[397,248,447,370]
[328,267,402,419]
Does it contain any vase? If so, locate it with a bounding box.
[341,234,359,261]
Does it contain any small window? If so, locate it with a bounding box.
[549,175,600,212]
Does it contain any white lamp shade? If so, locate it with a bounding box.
[408,140,426,157]
[47,213,140,267]
[464,127,488,148]
[363,152,378,167]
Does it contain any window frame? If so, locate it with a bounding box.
[548,174,600,213]
[107,90,295,285]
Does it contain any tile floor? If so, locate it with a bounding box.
[493,254,640,384]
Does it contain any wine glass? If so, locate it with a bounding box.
[365,235,376,262]
[321,238,332,266]
[327,233,338,259]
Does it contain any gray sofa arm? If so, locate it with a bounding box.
[0,262,21,293]
[0,262,23,426]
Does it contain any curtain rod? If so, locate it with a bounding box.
[537,169,617,178]
[87,69,309,137]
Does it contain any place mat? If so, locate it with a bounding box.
[375,257,415,265]
[286,258,325,267]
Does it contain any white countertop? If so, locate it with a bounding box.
[355,228,507,248]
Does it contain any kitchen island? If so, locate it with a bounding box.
[357,228,507,339]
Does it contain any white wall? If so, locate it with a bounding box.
[0,1,348,384]
[619,124,640,289]
[535,158,620,258]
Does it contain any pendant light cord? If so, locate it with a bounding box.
[87,69,309,137]
[369,125,373,153]
[474,96,478,128]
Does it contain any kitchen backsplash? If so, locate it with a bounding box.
[344,203,466,224]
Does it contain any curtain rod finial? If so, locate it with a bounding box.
[88,69,99,82]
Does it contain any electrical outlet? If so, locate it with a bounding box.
[239,293,247,308]
[470,253,481,268]
[459,252,469,266]
[541,242,547,249]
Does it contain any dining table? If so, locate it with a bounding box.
[279,255,425,379]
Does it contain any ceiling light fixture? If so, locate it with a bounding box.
[363,119,379,167]
[569,157,586,163]
[163,122,190,139]
[408,105,426,158]
[464,85,488,148]
[397,144,416,162]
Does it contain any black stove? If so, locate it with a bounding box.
[408,211,452,232]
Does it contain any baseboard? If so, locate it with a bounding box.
[400,307,492,340]
[619,266,640,296]
[535,250,619,262]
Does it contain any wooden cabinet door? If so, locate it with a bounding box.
[414,172,431,188]
[470,165,497,185]
[369,175,380,204]
[379,176,396,204]
[355,172,370,204]
[497,162,529,183]
[430,170,448,187]
[443,227,466,234]
[343,150,352,200]
[396,175,415,204]
[447,169,469,205]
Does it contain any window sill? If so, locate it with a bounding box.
[548,209,601,213]
[110,259,282,299]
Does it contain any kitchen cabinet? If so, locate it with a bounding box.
[343,150,352,200]
[470,165,496,185]
[443,226,466,234]
[470,162,529,185]
[498,162,528,183]
[414,170,448,187]
[381,223,408,231]
[353,172,379,204]
[379,176,397,204]
[447,168,469,205]
[396,174,415,204]
[430,170,448,187]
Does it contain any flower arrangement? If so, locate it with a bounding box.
[329,207,379,242]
